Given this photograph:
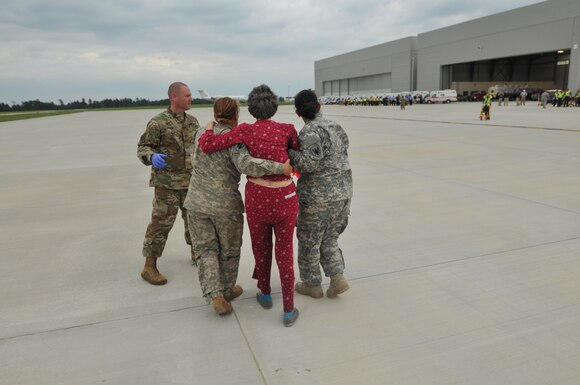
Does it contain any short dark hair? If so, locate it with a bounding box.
[168,82,187,98]
[247,84,278,120]
[294,89,319,120]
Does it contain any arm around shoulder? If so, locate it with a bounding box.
[230,144,287,177]
[288,129,325,173]
[198,124,243,154]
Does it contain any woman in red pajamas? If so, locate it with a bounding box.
[198,84,300,327]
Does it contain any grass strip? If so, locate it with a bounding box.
[0,110,83,123]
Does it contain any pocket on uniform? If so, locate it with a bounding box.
[164,153,181,170]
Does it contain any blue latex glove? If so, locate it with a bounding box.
[151,153,167,169]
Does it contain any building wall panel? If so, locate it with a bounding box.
[316,0,580,94]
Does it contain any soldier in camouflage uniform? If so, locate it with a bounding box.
[137,82,200,285]
[184,97,291,315]
[289,89,353,299]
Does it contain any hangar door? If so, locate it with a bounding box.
[323,73,392,96]
[444,50,570,93]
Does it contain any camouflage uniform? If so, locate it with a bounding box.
[184,122,286,302]
[288,113,353,286]
[137,108,200,258]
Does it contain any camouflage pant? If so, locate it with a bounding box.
[142,186,192,258]
[187,212,243,302]
[297,199,351,286]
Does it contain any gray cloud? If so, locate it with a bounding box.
[0,0,542,103]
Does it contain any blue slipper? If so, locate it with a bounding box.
[256,292,273,309]
[283,308,299,327]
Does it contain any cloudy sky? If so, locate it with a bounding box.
[1,0,543,104]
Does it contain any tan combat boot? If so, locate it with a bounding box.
[326,273,349,297]
[295,282,323,298]
[141,257,167,285]
[224,285,243,302]
[212,296,233,316]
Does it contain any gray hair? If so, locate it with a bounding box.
[247,84,278,120]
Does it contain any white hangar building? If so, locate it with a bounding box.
[315,0,580,97]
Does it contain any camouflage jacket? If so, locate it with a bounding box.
[137,109,200,189]
[184,122,286,216]
[288,113,353,204]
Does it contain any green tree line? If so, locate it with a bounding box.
[0,97,211,112]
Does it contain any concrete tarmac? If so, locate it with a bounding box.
[1,102,580,384]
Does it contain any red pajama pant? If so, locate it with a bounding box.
[245,181,298,313]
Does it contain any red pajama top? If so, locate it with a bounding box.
[198,120,299,181]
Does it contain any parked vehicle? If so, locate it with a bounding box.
[469,92,485,102]
[424,90,458,103]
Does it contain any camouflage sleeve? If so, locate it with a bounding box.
[288,127,326,173]
[198,126,243,154]
[229,144,285,177]
[137,120,162,166]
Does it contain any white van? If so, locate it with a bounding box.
[424,89,458,104]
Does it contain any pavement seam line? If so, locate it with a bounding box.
[0,304,199,342]
[321,113,580,132]
[360,159,580,216]
[233,310,269,385]
[350,235,580,283]
[3,236,578,342]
